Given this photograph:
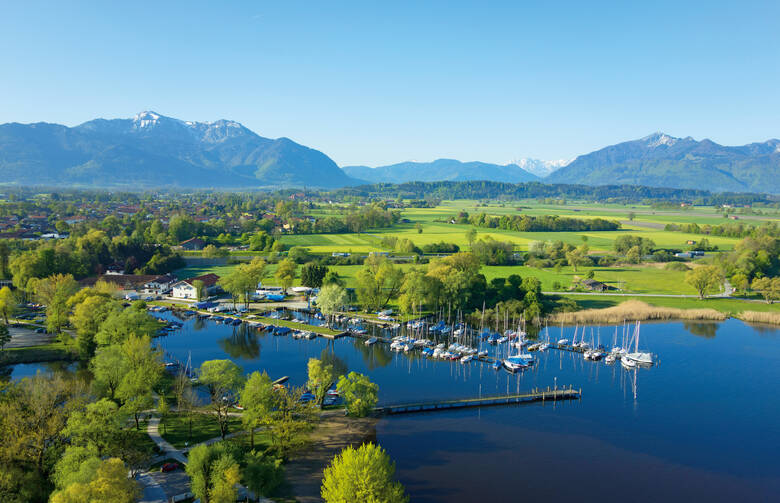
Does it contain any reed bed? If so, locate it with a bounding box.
[550,300,726,324]
[737,310,780,325]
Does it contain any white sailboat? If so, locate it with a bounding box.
[624,321,654,365]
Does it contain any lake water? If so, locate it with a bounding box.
[9,314,780,501]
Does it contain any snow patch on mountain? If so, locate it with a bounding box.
[512,158,572,177]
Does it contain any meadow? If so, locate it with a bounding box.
[173,199,780,314]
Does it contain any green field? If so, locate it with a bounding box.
[174,199,779,300]
[273,199,771,254]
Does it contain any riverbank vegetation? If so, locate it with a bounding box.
[549,300,727,324]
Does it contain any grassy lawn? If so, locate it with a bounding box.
[255,316,342,336]
[0,340,79,365]
[160,412,244,450]
[175,261,698,296]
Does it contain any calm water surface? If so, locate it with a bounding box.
[11,314,780,501]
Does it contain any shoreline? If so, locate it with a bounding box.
[282,411,378,503]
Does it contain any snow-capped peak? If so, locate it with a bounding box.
[512,158,572,177]
[643,132,679,148]
[133,111,163,128]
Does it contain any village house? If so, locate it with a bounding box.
[179,237,206,251]
[143,274,178,295]
[579,278,609,292]
[171,273,220,299]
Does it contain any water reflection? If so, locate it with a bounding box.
[351,338,394,370]
[218,324,261,359]
[683,321,719,338]
[319,346,348,376]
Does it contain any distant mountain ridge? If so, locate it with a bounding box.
[0,111,358,188]
[546,133,780,194]
[342,158,540,184]
[1,115,778,193]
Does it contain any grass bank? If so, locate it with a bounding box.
[550,300,727,324]
[255,317,343,336]
[0,341,79,366]
[160,412,244,449]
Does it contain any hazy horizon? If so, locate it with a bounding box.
[1,1,778,166]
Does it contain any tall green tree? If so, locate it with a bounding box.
[62,398,123,456]
[50,458,139,503]
[199,359,244,439]
[356,255,403,311]
[316,284,349,327]
[186,443,241,503]
[336,372,379,418]
[0,286,16,324]
[70,295,119,357]
[0,241,9,279]
[240,371,275,449]
[686,265,723,299]
[116,335,163,429]
[90,344,127,401]
[321,443,408,503]
[301,262,328,288]
[0,324,10,352]
[307,358,338,407]
[34,273,79,334]
[244,450,284,499]
[275,258,297,293]
[94,306,161,346]
[264,386,315,460]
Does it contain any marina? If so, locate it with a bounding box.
[10,308,779,502]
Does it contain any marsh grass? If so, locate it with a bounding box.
[549,300,726,324]
[737,310,780,325]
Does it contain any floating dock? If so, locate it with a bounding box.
[375,387,581,415]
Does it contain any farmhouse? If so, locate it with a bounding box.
[179,237,206,251]
[143,274,178,295]
[579,278,609,292]
[171,273,220,299]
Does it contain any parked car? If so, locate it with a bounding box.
[161,462,179,472]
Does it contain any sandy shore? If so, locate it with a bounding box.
[283,411,378,502]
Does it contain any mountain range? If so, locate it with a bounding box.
[546,133,780,193]
[0,113,778,193]
[0,111,356,188]
[342,159,541,184]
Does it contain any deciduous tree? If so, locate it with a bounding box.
[317,284,348,327]
[307,358,338,407]
[199,359,244,439]
[686,265,723,299]
[240,371,275,448]
[275,258,297,293]
[321,443,408,503]
[336,371,378,418]
[34,274,79,334]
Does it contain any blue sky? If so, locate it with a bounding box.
[1,1,778,166]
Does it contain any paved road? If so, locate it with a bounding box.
[5,326,54,348]
[142,415,272,503]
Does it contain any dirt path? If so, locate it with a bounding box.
[283,412,378,503]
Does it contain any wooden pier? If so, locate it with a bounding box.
[374,387,581,415]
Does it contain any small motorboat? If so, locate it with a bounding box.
[365,337,378,346]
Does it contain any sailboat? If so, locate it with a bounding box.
[624,321,654,365]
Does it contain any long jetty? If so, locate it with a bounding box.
[374,387,581,415]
